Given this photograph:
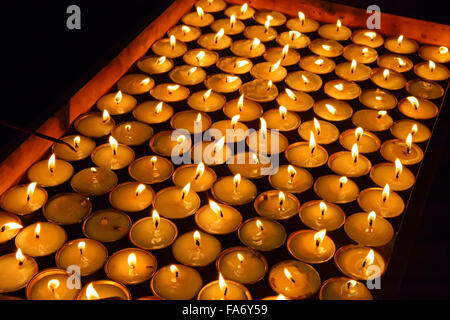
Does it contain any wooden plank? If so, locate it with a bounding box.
[226,0,450,46]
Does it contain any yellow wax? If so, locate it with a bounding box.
[96,92,137,115]
[419,45,450,63]
[116,74,154,95]
[328,151,372,177]
[77,280,131,300]
[391,119,431,143]
[230,39,266,58]
[153,186,200,219]
[299,200,346,231]
[0,212,21,243]
[128,155,174,184]
[183,49,219,67]
[26,269,79,300]
[211,18,245,35]
[82,209,131,243]
[384,36,419,54]
[318,23,352,41]
[112,121,153,146]
[380,139,423,165]
[191,141,233,166]
[27,158,74,187]
[359,88,397,110]
[309,39,343,57]
[370,67,406,90]
[285,142,328,168]
[133,101,174,124]
[247,130,289,155]
[207,117,250,141]
[240,79,278,102]
[169,65,207,86]
[91,143,135,170]
[262,108,301,131]
[170,110,211,134]
[195,0,226,12]
[299,55,336,75]
[370,163,415,191]
[74,112,115,138]
[351,29,384,48]
[286,16,319,33]
[109,182,154,212]
[43,193,91,225]
[254,190,299,220]
[181,11,214,28]
[212,176,257,206]
[0,184,47,215]
[269,164,313,194]
[264,47,300,66]
[398,97,438,119]
[276,88,314,112]
[70,167,118,196]
[150,83,190,102]
[195,203,242,234]
[198,32,232,51]
[344,212,394,247]
[152,38,187,58]
[217,247,267,284]
[167,25,201,42]
[129,216,177,250]
[149,130,191,157]
[335,245,386,280]
[406,79,444,100]
[314,175,359,204]
[319,277,373,300]
[172,230,222,267]
[298,119,339,144]
[335,61,372,81]
[254,10,286,26]
[216,56,253,74]
[104,248,157,285]
[287,230,336,264]
[324,79,361,100]
[223,97,262,121]
[314,98,353,121]
[339,129,381,154]
[172,164,216,192]
[268,260,321,299]
[53,135,96,161]
[243,25,277,42]
[285,70,323,92]
[343,44,378,64]
[151,264,203,300]
[276,31,311,49]
[204,73,242,93]
[352,110,393,132]
[250,61,287,82]
[0,252,37,293]
[224,5,255,20]
[137,55,174,74]
[238,217,286,251]
[187,89,226,112]
[16,222,67,257]
[227,152,273,179]
[378,54,413,73]
[358,187,405,218]
[56,238,108,276]
[198,280,251,300]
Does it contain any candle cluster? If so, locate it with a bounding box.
[0,0,448,301]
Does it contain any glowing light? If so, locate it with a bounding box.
[352,143,359,163]
[74,136,81,148]
[350,59,357,73]
[187,66,197,77]
[152,209,160,228]
[26,182,37,202]
[377,110,387,118]
[78,241,86,255]
[398,57,406,67]
[269,59,282,72]
[334,83,344,91]
[314,229,326,247]
[47,279,60,292]
[238,94,245,112]
[288,165,296,181]
[150,156,157,167]
[320,201,327,216]
[407,96,419,110]
[135,184,146,196]
[336,19,342,32]
[406,133,413,154]
[256,219,264,231]
[322,44,332,51]
[233,173,241,189]
[194,162,205,180]
[140,78,151,86]
[16,249,25,265]
[315,58,324,66]
[309,131,316,154]
[214,28,225,44]
[395,158,402,179]
[298,12,305,25]
[250,37,260,50]
[167,84,180,94]
[439,46,448,54]
[279,106,287,120]
[237,253,244,263]
[411,124,418,135]
[193,230,201,246]
[156,56,166,65]
[181,182,191,200]
[278,191,285,207]
[314,118,321,135]
[86,283,100,300]
[362,250,375,268]
[230,14,236,28]
[114,90,122,104]
[382,184,390,203]
[102,109,110,122]
[231,114,240,129]
[1,222,22,232]
[397,35,404,46]
[383,69,390,80]
[339,176,348,188]
[240,3,248,15]
[196,51,205,63]
[226,75,238,83]
[264,15,273,32]
[325,103,337,115]
[170,265,179,278]
[429,60,436,72]
[284,268,295,283]
[109,136,118,156]
[125,124,131,132]
[196,6,204,19]
[355,127,364,141]
[219,273,228,296]
[48,154,56,173]
[368,211,376,227]
[128,253,137,269]
[155,101,163,114]
[289,30,301,41]
[34,223,41,239]
[285,88,297,101]
[209,200,223,218]
[365,31,376,40]
[282,44,289,60]
[181,25,191,35]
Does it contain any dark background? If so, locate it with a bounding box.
[0,0,449,299]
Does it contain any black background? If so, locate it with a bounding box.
[1,0,449,299]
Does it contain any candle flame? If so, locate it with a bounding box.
[322,44,332,51]
[167,84,180,94]
[355,127,364,141]
[231,114,240,128]
[169,35,176,50]
[193,230,201,246]
[27,182,37,201]
[279,106,287,119]
[350,59,357,73]
[196,50,205,62]
[377,110,387,118]
[233,173,241,189]
[209,200,222,216]
[181,182,191,199]
[365,31,376,40]
[135,184,146,196]
[270,59,282,72]
[187,67,197,77]
[276,294,288,300]
[256,219,264,230]
[181,25,191,34]
[150,156,157,167]
[347,280,357,290]
[314,229,326,247]
[109,136,118,155]
[395,158,403,179]
[102,109,110,122]
[325,104,337,115]
[48,154,56,173]
[382,184,390,202]
[213,137,225,154]
[140,78,151,86]
[283,268,295,282]
[334,83,344,91]
[288,164,297,178]
[351,143,359,163]
[16,248,25,264]
[73,136,81,148]
[339,176,348,187]
[202,89,212,102]
[397,35,404,46]
[156,56,166,65]
[125,124,132,132]
[219,273,227,293]
[319,201,327,215]
[250,37,261,50]
[155,101,163,114]
[226,75,239,83]
[195,113,202,123]
[429,60,436,72]
[240,3,248,15]
[235,60,249,68]
[34,223,41,238]
[285,88,297,101]
[439,46,448,54]
[251,152,259,164]
[406,96,419,110]
[114,90,123,104]
[336,19,342,32]
[152,209,160,228]
[267,80,273,91]
[78,241,86,254]
[86,283,100,300]
[260,117,267,136]
[264,15,273,32]
[196,6,204,19]
[278,191,285,206]
[90,167,97,173]
[368,211,376,227]
[2,222,22,231]
[406,133,413,153]
[289,30,301,41]
[362,47,369,55]
[230,14,236,28]
[411,124,418,135]
[214,28,225,43]
[308,131,316,153]
[397,57,406,67]
[128,253,137,269]
[282,44,289,60]
[314,58,324,67]
[298,11,305,24]
[176,135,186,144]
[383,69,390,80]
[363,250,375,268]
[237,94,245,111]
[313,118,321,135]
[47,279,60,292]
[195,162,205,179]
[237,253,244,263]
[170,265,179,277]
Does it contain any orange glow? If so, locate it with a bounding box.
[237,94,245,111]
[140,78,151,86]
[322,44,332,51]
[230,14,236,28]
[214,28,225,44]
[398,57,406,67]
[355,127,364,141]
[47,279,60,292]
[234,59,249,68]
[264,15,273,32]
[78,241,86,255]
[181,25,191,35]
[256,219,264,231]
[325,103,337,115]
[156,56,166,65]
[219,273,227,296]
[309,131,316,154]
[195,112,202,123]
[250,37,260,50]
[109,136,118,156]
[429,60,436,72]
[125,124,131,132]
[86,283,100,300]
[170,35,176,49]
[314,118,321,135]
[288,165,296,182]
[193,230,201,246]
[114,90,122,104]
[195,162,205,180]
[209,200,223,217]
[73,136,81,148]
[128,253,137,269]
[319,201,327,216]
[150,155,157,167]
[202,89,212,102]
[334,83,344,91]
[439,46,448,54]
[260,117,267,136]
[213,137,225,155]
[26,182,37,202]
[237,253,244,263]
[382,184,390,203]
[187,66,197,77]
[315,58,324,66]
[240,3,248,15]
[196,50,205,62]
[135,184,146,196]
[231,114,240,129]
[167,84,180,94]
[363,250,375,268]
[336,19,342,32]
[170,265,179,277]
[406,96,419,110]
[181,182,191,200]
[283,268,295,283]
[48,154,56,173]
[346,280,357,292]
[282,44,289,60]
[411,123,418,135]
[368,211,376,227]
[406,133,413,154]
[155,101,163,114]
[397,35,404,46]
[362,47,369,55]
[298,11,305,25]
[339,176,348,188]
[314,229,326,247]
[251,152,259,164]
[176,135,186,145]
[285,88,297,101]
[351,143,359,163]
[34,223,41,239]
[278,191,285,207]
[269,59,282,72]
[377,110,387,118]
[1,222,22,232]
[152,209,160,228]
[383,69,390,80]
[233,173,241,189]
[395,158,403,179]
[16,248,25,265]
[279,106,287,120]
[226,75,239,83]
[102,109,110,122]
[276,294,288,300]
[267,80,273,91]
[350,59,357,73]
[196,6,204,19]
[289,30,300,41]
[364,31,376,40]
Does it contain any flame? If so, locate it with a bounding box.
[86,283,100,300]
[350,59,357,73]
[365,31,376,40]
[214,28,225,43]
[267,80,273,90]
[155,101,163,114]
[235,60,249,68]
[336,19,342,32]
[167,84,180,94]
[237,253,244,263]
[213,136,225,154]
[250,37,261,50]
[196,50,206,62]
[260,117,267,136]
[315,58,324,66]
[152,209,160,228]
[362,47,369,55]
[27,182,37,201]
[325,104,337,115]
[170,265,179,278]
[140,78,151,86]
[288,164,296,178]
[429,60,436,72]
[377,110,387,118]
[34,223,41,238]
[219,273,227,293]
[196,6,204,19]
[278,45,289,61]
[195,162,205,179]
[406,133,413,153]
[279,106,287,119]
[308,131,316,154]
[156,56,166,65]
[229,114,241,130]
[407,96,419,110]
[314,229,326,247]
[283,268,294,282]
[289,30,301,41]
[383,69,390,80]
[47,279,60,292]
[226,75,238,83]
[334,83,344,91]
[276,294,287,300]
[102,109,110,122]
[2,222,22,231]
[346,280,357,291]
[195,113,202,123]
[382,184,390,203]
[270,59,282,72]
[233,173,241,189]
[113,91,122,104]
[240,3,248,15]
[322,44,332,51]
[169,35,176,50]
[439,46,449,54]
[16,248,25,264]
[411,124,418,135]
[314,118,321,135]
[150,156,157,167]
[237,94,244,111]
[363,250,375,268]
[209,200,223,216]
[264,15,273,32]
[187,66,197,76]
[181,182,191,199]
[278,191,285,206]
[128,253,137,269]
[193,230,201,246]
[256,219,264,230]
[252,153,259,164]
[397,35,404,46]
[125,124,132,132]
[176,135,186,144]
[339,176,348,187]
[395,159,403,179]
[78,241,86,254]
[285,88,297,101]
[351,143,359,163]
[398,57,406,67]
[319,201,327,215]
[135,184,146,196]
[355,127,364,141]
[74,136,81,148]
[368,211,376,226]
[230,14,236,28]
[48,154,56,173]
[298,11,305,24]
[181,25,191,34]
[90,167,97,173]
[109,136,118,155]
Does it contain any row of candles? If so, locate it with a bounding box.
[0,0,448,300]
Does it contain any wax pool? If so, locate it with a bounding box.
[82,209,131,243]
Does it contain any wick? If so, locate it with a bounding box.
[223,287,228,296]
[79,248,83,255]
[154,220,159,228]
[362,260,367,268]
[19,260,24,267]
[289,277,296,284]
[315,239,321,247]
[0,226,4,232]
[219,210,224,218]
[321,209,325,216]
[195,239,200,247]
[175,271,179,278]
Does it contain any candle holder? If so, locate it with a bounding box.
[15,222,67,257]
[314,175,360,204]
[359,88,397,110]
[82,209,132,243]
[74,112,115,138]
[172,230,222,267]
[43,193,92,225]
[390,119,431,143]
[111,121,154,146]
[319,277,373,300]
[418,45,450,63]
[172,163,217,192]
[343,44,378,64]
[128,155,174,185]
[377,54,413,73]
[150,83,190,102]
[352,109,394,132]
[149,130,191,157]
[52,135,96,161]
[183,49,219,67]
[195,202,242,235]
[286,12,319,33]
[109,182,155,213]
[116,74,155,95]
[133,101,174,124]
[129,213,178,250]
[70,167,118,196]
[0,183,48,215]
[406,79,444,99]
[285,142,328,168]
[268,164,314,193]
[76,280,132,300]
[197,278,252,300]
[299,55,335,75]
[339,128,381,154]
[299,200,346,231]
[344,212,394,247]
[287,229,336,264]
[370,162,416,191]
[357,187,405,218]
[309,39,343,58]
[276,88,314,112]
[0,250,38,293]
[351,29,384,48]
[136,55,174,74]
[26,268,80,300]
[238,217,287,252]
[227,152,273,179]
[0,212,22,244]
[216,56,253,74]
[153,186,201,219]
[254,190,300,220]
[397,96,439,120]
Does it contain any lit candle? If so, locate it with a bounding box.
[247,118,289,154]
[191,138,233,165]
[391,119,431,143]
[0,182,47,215]
[352,110,394,132]
[211,174,257,206]
[227,152,273,179]
[211,14,245,35]
[216,56,253,74]
[380,136,424,165]
[328,143,372,177]
[15,222,67,257]
[43,193,91,225]
[299,200,346,231]
[243,16,277,42]
[262,105,301,131]
[91,136,135,170]
[335,245,386,280]
[52,135,96,161]
[276,88,314,112]
[149,130,191,157]
[269,164,314,194]
[309,39,344,58]
[0,249,37,293]
[167,24,201,42]
[70,167,118,196]
[254,190,300,220]
[285,136,329,168]
[172,162,217,192]
[152,35,188,58]
[344,211,394,247]
[77,281,131,300]
[287,229,336,263]
[314,175,360,204]
[238,218,287,251]
[109,182,154,212]
[230,37,266,58]
[128,155,174,185]
[358,185,405,218]
[74,111,115,138]
[150,83,190,102]
[370,160,416,191]
[0,213,22,244]
[183,49,219,67]
[96,90,137,115]
[298,118,340,145]
[195,0,227,13]
[27,153,74,187]
[169,65,207,86]
[250,59,287,82]
[276,30,311,49]
[313,99,354,121]
[351,29,384,48]
[223,94,263,122]
[384,35,419,54]
[111,121,153,146]
[198,28,232,50]
[187,89,226,113]
[286,11,320,33]
[339,127,381,153]
[26,269,80,300]
[318,19,352,41]
[172,230,222,267]
[343,44,378,64]
[414,60,449,81]
[335,59,372,81]
[378,54,413,73]
[324,79,362,100]
[204,74,242,93]
[195,200,243,235]
[285,70,323,92]
[418,45,450,63]
[137,55,174,74]
[170,110,211,134]
[359,88,397,110]
[197,273,252,300]
[319,277,373,300]
[116,74,155,95]
[153,183,201,219]
[82,209,131,243]
[370,67,406,90]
